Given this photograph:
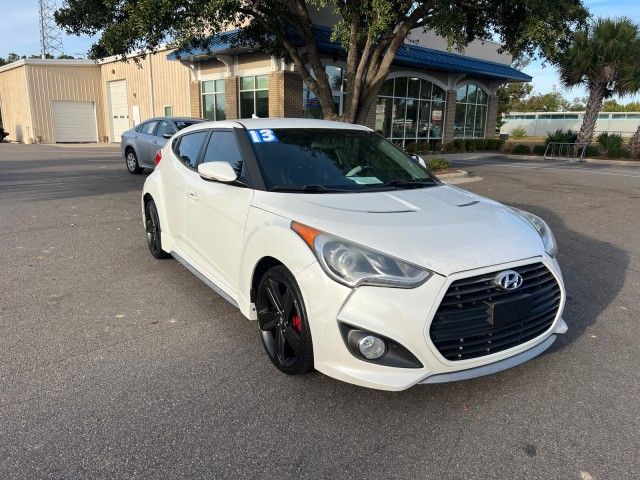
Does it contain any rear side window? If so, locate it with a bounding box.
[175,120,200,131]
[175,131,208,169]
[142,121,158,135]
[202,131,244,175]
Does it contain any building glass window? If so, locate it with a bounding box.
[239,75,269,118]
[374,77,446,149]
[454,84,488,138]
[302,65,346,118]
[202,79,226,121]
[164,105,173,117]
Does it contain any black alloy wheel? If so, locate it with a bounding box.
[145,200,170,259]
[256,266,314,375]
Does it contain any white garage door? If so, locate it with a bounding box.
[52,101,98,143]
[108,80,130,143]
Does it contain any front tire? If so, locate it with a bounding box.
[256,265,314,375]
[126,149,142,174]
[145,200,170,259]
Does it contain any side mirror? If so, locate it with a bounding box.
[162,133,173,139]
[410,153,427,168]
[198,162,238,183]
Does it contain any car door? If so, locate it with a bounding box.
[136,120,160,167]
[163,130,209,254]
[185,129,253,293]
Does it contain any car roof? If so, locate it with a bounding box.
[144,116,204,123]
[176,118,373,134]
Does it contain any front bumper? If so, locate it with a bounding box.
[296,255,566,391]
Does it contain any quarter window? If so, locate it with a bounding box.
[239,75,269,118]
[202,80,226,121]
[175,131,208,169]
[454,84,488,139]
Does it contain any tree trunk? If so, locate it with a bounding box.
[577,84,605,145]
[629,125,640,158]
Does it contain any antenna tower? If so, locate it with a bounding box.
[38,0,64,58]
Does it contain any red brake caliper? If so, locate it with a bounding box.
[292,314,302,333]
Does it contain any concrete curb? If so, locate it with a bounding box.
[435,169,469,181]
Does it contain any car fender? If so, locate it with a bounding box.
[237,207,317,319]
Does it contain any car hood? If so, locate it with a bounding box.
[252,185,545,276]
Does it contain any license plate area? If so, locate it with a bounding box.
[485,294,532,326]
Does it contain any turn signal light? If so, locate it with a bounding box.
[154,150,162,166]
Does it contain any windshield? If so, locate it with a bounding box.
[248,128,439,192]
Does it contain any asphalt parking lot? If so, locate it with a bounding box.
[1,144,639,479]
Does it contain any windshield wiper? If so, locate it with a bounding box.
[383,179,438,189]
[271,184,352,193]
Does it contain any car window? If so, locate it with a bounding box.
[175,120,200,131]
[202,131,244,177]
[142,121,158,135]
[157,121,176,138]
[134,124,144,133]
[249,128,437,191]
[175,131,208,169]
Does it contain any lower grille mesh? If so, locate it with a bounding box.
[429,263,561,361]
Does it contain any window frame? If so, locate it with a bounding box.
[172,130,210,171]
[201,79,226,121]
[453,83,489,139]
[238,75,270,119]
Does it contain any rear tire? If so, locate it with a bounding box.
[145,200,170,259]
[256,265,314,375]
[126,149,142,174]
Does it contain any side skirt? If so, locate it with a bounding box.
[171,250,240,309]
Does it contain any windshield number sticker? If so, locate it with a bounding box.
[249,129,278,143]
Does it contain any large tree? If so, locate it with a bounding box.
[56,0,587,124]
[555,17,640,144]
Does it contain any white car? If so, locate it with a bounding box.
[142,118,567,391]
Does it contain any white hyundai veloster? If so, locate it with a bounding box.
[142,118,567,391]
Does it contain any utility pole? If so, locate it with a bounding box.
[38,0,64,58]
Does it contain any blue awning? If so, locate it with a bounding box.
[169,26,530,82]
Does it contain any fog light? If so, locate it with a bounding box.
[358,335,386,359]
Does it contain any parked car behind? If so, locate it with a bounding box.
[122,117,203,174]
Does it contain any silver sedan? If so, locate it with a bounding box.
[122,117,203,174]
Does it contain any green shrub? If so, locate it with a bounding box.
[532,145,547,156]
[427,157,450,171]
[597,132,623,150]
[474,139,487,150]
[453,139,465,152]
[512,144,532,155]
[511,126,527,139]
[405,142,418,153]
[443,141,456,153]
[606,146,630,158]
[466,139,476,152]
[584,145,600,157]
[484,139,503,150]
[545,129,577,145]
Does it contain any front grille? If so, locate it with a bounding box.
[429,263,561,361]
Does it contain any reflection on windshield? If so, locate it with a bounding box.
[249,128,438,192]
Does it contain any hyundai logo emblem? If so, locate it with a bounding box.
[494,270,523,291]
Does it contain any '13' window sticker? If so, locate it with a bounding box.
[248,129,278,143]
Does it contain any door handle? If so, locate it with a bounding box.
[187,192,199,201]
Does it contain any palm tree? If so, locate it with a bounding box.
[555,17,640,145]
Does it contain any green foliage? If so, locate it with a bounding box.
[596,132,623,150]
[605,146,630,158]
[485,139,504,150]
[405,142,418,153]
[545,129,578,145]
[510,126,527,139]
[584,145,600,157]
[427,157,450,172]
[602,99,640,112]
[532,145,547,155]
[443,142,456,153]
[512,144,532,154]
[452,139,465,152]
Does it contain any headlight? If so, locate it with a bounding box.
[291,221,431,288]
[511,208,557,257]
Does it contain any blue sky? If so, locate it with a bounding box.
[2,0,639,101]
